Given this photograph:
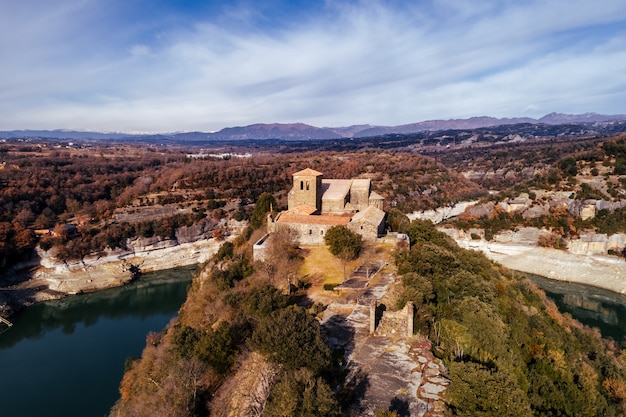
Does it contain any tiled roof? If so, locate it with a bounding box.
[277,212,353,226]
[351,206,385,225]
[290,205,318,215]
[293,168,323,177]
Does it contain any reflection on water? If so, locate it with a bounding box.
[0,266,195,417]
[528,273,626,345]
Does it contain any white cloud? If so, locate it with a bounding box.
[0,0,625,131]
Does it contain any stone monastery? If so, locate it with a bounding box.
[267,168,386,244]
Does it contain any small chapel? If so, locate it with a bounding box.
[266,168,386,245]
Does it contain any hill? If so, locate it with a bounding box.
[3,112,626,142]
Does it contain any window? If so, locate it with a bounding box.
[306,181,310,190]
[300,181,304,190]
[320,230,324,235]
[309,229,312,234]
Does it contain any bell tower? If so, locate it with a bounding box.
[289,168,323,211]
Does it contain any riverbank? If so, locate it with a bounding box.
[441,228,626,295]
[0,220,245,319]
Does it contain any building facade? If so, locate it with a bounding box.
[268,168,386,245]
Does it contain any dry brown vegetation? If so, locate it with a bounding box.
[0,141,483,271]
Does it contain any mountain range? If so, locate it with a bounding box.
[2,112,625,142]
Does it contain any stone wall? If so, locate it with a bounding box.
[322,197,347,213]
[273,222,328,245]
[347,220,381,241]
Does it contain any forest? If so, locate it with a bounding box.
[0,140,483,272]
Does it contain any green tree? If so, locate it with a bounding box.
[446,361,532,417]
[250,305,331,375]
[194,321,235,375]
[251,192,276,229]
[405,218,454,249]
[324,225,362,259]
[386,208,410,234]
[263,368,340,417]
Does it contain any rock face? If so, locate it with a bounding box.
[408,201,478,223]
[0,220,246,316]
[441,227,626,295]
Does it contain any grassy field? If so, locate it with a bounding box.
[297,245,361,286]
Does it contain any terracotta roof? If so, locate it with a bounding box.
[277,212,352,226]
[290,205,318,215]
[293,168,323,177]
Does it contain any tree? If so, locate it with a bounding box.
[323,225,362,280]
[324,226,362,260]
[386,208,410,234]
[257,227,300,284]
[263,368,340,417]
[250,192,276,229]
[405,219,454,249]
[250,305,331,375]
[446,361,532,417]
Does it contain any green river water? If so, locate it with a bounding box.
[0,266,195,417]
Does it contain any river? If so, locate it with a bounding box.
[528,273,626,346]
[0,266,195,417]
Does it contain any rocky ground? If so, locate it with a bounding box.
[322,269,448,416]
[443,228,626,294]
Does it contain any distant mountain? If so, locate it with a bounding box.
[207,123,340,141]
[537,112,626,124]
[325,124,378,138]
[2,113,625,142]
[352,116,537,137]
[0,129,130,140]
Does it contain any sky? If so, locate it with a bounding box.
[1,0,625,133]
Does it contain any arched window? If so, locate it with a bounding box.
[300,181,304,190]
[306,181,310,190]
[320,230,324,235]
[309,229,312,235]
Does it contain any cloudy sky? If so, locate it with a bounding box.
[1,0,625,132]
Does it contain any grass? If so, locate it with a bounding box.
[297,245,360,286]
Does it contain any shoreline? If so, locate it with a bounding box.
[449,236,626,296]
[0,236,226,319]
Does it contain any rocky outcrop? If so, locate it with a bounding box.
[441,227,626,295]
[1,220,247,317]
[408,201,478,223]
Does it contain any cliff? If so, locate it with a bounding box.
[1,220,247,316]
[441,227,626,295]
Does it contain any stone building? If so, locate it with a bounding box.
[267,168,386,245]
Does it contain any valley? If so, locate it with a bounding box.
[3,124,626,416]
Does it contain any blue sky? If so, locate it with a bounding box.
[1,0,625,132]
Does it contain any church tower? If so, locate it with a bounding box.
[288,168,323,212]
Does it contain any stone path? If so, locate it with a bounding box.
[334,262,384,290]
[321,273,448,416]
